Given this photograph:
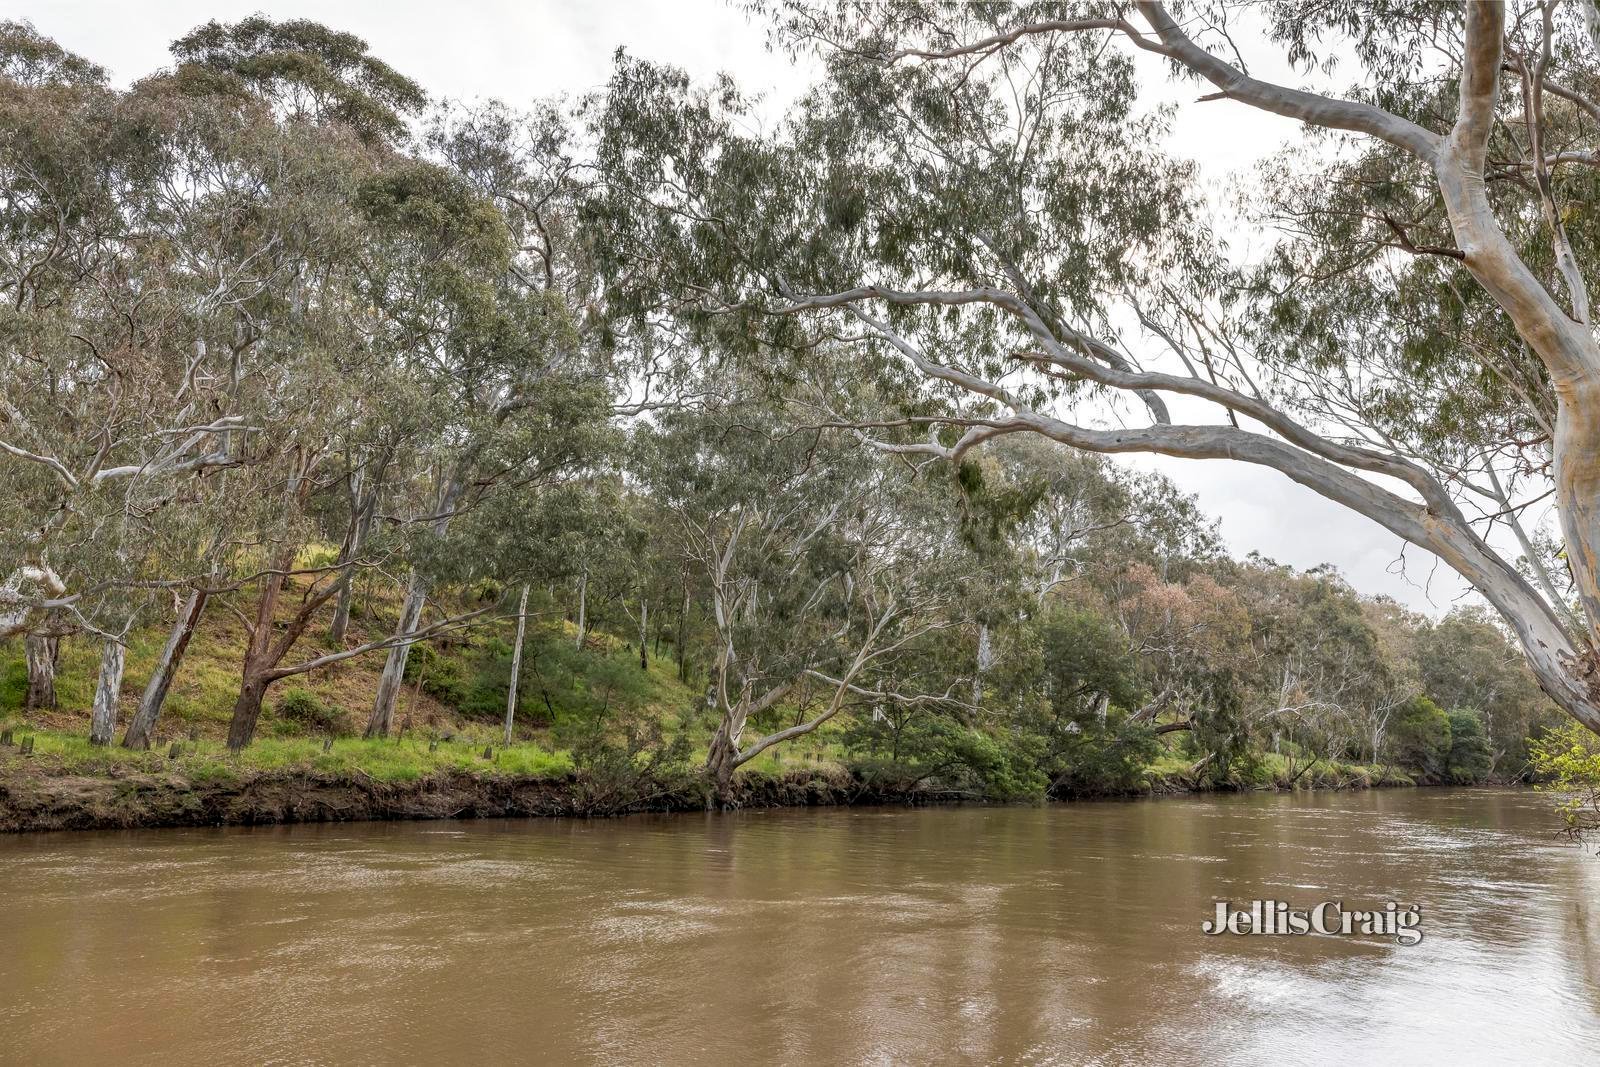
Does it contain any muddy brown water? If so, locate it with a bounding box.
[2,789,1598,1065]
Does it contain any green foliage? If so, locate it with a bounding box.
[0,657,25,711]
[273,688,346,735]
[169,16,426,144]
[1444,708,1494,784]
[566,704,696,814]
[1530,722,1600,840]
[846,715,1048,800]
[1388,696,1452,781]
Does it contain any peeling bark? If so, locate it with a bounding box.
[123,588,208,749]
[88,639,126,746]
[366,574,425,739]
[24,632,59,711]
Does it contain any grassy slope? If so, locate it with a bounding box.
[0,575,846,784]
[0,578,1407,796]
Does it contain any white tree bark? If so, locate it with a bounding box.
[505,584,529,746]
[123,588,208,749]
[24,632,58,710]
[366,573,426,739]
[89,639,126,746]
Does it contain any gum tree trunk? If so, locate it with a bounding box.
[637,598,648,670]
[330,464,382,646]
[226,543,292,751]
[504,584,529,745]
[123,588,208,749]
[366,477,463,738]
[24,632,58,710]
[227,674,271,751]
[365,574,425,738]
[88,639,126,746]
[574,571,587,650]
[705,710,744,799]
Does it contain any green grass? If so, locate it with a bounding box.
[0,724,573,784]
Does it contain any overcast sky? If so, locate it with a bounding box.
[28,0,1515,615]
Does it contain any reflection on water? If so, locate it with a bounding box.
[2,790,1598,1065]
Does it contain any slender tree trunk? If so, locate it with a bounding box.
[637,598,648,670]
[973,622,992,709]
[365,473,463,738]
[24,632,58,710]
[330,467,380,646]
[89,639,126,746]
[677,583,691,682]
[574,572,587,650]
[366,574,426,738]
[504,584,529,746]
[123,588,208,749]
[330,573,359,646]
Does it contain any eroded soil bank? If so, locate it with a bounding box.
[0,762,1422,834]
[0,766,934,833]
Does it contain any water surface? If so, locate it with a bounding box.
[2,789,1597,1065]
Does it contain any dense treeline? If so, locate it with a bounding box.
[0,17,1567,799]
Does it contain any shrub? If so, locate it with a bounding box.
[1445,708,1494,784]
[1388,696,1452,780]
[274,688,346,734]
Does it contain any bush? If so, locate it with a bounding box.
[274,688,346,734]
[402,643,469,705]
[1388,696,1452,780]
[1530,721,1600,840]
[0,656,26,711]
[1445,708,1494,783]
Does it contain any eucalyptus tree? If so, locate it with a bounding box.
[591,2,1600,739]
[101,17,437,750]
[358,104,615,739]
[0,23,283,739]
[636,388,988,793]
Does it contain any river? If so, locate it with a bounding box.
[2,789,1598,1065]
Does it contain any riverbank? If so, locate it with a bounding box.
[0,741,1420,833]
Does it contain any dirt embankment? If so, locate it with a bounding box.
[0,759,1427,834]
[0,765,946,834]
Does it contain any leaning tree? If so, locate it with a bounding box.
[589,1,1600,736]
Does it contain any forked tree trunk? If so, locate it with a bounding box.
[88,639,126,746]
[226,544,292,751]
[504,584,529,745]
[366,574,426,738]
[24,632,59,710]
[367,476,463,738]
[705,700,748,799]
[123,588,208,749]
